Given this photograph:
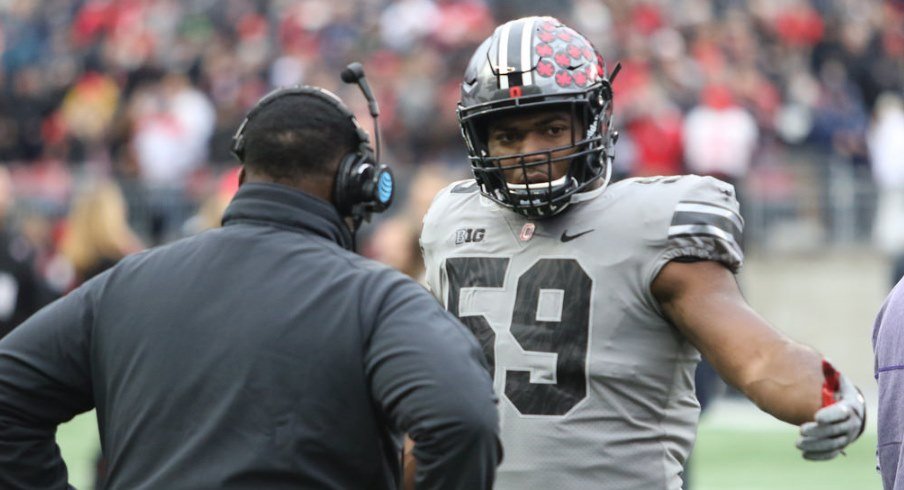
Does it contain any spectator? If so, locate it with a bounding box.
[869,92,904,286]
[59,71,121,163]
[623,81,685,177]
[0,166,54,338]
[129,73,216,244]
[57,178,144,287]
[683,83,759,188]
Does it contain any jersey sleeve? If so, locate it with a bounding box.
[656,175,745,274]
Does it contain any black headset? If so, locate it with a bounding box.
[230,63,394,232]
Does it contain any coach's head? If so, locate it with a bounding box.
[231,86,393,232]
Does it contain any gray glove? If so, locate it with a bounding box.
[796,360,866,461]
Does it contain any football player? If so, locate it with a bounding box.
[418,16,865,489]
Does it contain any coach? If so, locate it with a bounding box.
[0,82,500,489]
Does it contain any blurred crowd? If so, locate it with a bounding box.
[1,0,904,329]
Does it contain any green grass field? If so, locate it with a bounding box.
[57,411,100,489]
[57,399,881,489]
[691,399,880,490]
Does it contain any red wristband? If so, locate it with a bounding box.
[821,359,840,408]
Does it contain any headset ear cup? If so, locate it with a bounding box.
[333,152,362,216]
[333,153,394,218]
[370,165,394,211]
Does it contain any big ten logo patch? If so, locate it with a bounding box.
[454,228,486,245]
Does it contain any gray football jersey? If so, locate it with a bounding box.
[420,175,744,490]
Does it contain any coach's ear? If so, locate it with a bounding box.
[238,166,246,186]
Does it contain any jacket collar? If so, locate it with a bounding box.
[221,182,354,250]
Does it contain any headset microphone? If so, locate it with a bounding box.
[335,61,394,241]
[341,62,381,163]
[341,62,379,116]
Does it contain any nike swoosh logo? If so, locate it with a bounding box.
[560,229,594,242]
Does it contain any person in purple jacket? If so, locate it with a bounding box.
[874,277,904,489]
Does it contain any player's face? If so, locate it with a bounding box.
[486,109,582,185]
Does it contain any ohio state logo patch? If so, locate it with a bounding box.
[519,223,536,241]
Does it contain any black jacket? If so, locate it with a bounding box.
[0,183,499,489]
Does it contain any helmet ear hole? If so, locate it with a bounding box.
[590,84,612,112]
[588,89,600,111]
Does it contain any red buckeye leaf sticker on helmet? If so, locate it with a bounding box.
[555,52,571,68]
[541,21,556,32]
[555,71,573,87]
[573,69,588,87]
[536,60,555,77]
[583,47,595,60]
[556,29,573,42]
[567,44,582,59]
[536,43,554,57]
[538,31,555,43]
[596,54,606,77]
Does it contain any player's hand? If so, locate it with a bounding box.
[796,360,865,461]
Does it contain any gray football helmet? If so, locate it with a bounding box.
[458,16,618,218]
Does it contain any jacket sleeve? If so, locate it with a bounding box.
[0,277,97,489]
[363,272,500,490]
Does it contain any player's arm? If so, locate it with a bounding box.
[652,260,821,422]
[652,259,865,459]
